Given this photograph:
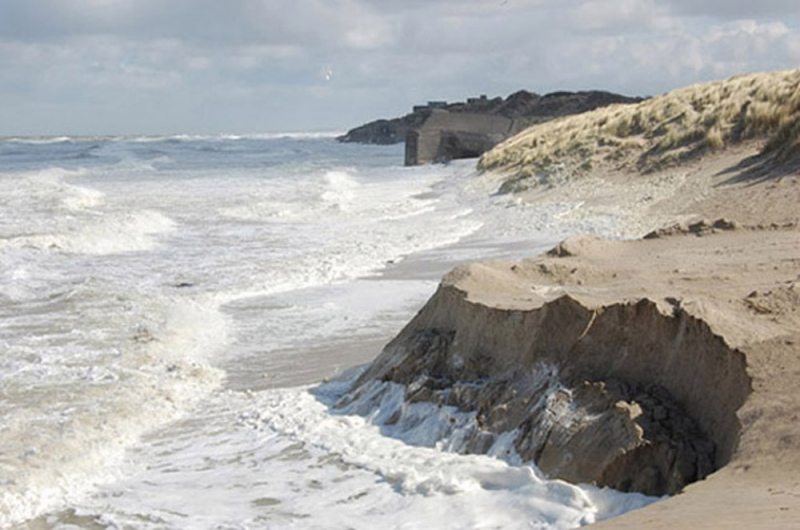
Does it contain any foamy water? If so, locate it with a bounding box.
[0,135,657,529]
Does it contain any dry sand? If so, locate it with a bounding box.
[469,145,800,527]
[494,142,800,236]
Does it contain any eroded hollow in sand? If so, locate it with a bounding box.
[346,292,753,497]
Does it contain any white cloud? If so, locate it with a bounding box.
[226,45,305,70]
[665,0,800,20]
[0,0,798,134]
[343,13,396,49]
[787,33,800,60]
[52,0,149,23]
[700,21,796,74]
[570,0,676,33]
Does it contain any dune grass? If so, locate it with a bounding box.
[479,69,800,193]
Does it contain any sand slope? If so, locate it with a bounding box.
[351,137,800,526]
[503,141,800,526]
[483,143,800,526]
[465,72,800,526]
[543,230,800,529]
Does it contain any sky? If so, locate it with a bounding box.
[0,0,799,136]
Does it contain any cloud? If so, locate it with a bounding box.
[0,0,798,135]
[569,0,676,33]
[546,18,800,97]
[665,0,800,20]
[701,21,797,73]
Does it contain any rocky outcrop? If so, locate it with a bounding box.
[336,112,431,145]
[500,90,643,120]
[337,90,645,150]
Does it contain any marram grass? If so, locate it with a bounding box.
[479,69,800,193]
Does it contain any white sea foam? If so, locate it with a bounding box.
[0,292,229,528]
[0,136,76,145]
[16,209,177,255]
[219,171,442,228]
[113,131,344,143]
[210,167,482,307]
[0,132,344,145]
[1,135,662,528]
[0,161,231,525]
[60,184,105,211]
[0,167,177,255]
[64,374,657,529]
[321,169,359,209]
[0,167,88,212]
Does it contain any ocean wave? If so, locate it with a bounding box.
[188,376,658,529]
[44,210,176,255]
[119,131,345,143]
[2,132,639,528]
[0,132,344,147]
[0,293,230,528]
[0,136,78,145]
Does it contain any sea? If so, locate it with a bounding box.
[0,134,658,529]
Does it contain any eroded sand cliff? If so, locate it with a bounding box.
[344,222,800,525]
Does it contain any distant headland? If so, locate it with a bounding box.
[337,90,645,166]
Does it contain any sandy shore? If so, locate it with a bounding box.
[453,227,800,528]
[298,140,800,529]
[472,145,800,527]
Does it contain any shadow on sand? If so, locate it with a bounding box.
[715,150,800,187]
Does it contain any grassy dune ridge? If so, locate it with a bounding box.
[479,69,800,193]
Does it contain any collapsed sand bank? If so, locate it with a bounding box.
[344,138,800,526]
[349,225,800,525]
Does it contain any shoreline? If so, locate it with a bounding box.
[345,141,800,527]
[235,233,565,391]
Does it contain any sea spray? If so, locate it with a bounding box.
[1,135,659,527]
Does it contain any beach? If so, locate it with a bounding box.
[3,71,800,528]
[358,135,800,527]
[1,135,664,529]
[344,70,800,526]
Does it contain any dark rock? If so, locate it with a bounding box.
[337,112,430,145]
